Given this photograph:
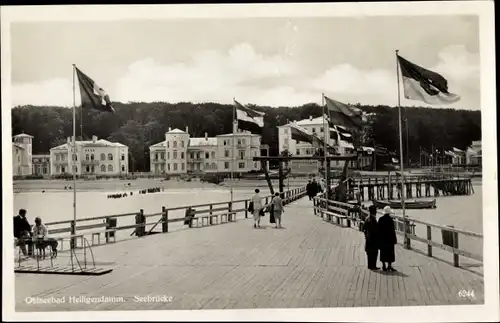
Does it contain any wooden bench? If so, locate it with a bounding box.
[322,210,349,227]
[90,228,117,245]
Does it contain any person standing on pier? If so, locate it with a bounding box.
[251,189,263,228]
[378,206,397,272]
[271,192,284,228]
[362,205,380,270]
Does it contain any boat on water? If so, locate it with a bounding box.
[374,199,437,209]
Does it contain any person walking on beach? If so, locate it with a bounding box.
[362,205,380,270]
[271,192,284,228]
[378,206,397,272]
[14,209,32,257]
[251,189,263,228]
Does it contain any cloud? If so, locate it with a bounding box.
[11,43,480,110]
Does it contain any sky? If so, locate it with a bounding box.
[9,15,480,110]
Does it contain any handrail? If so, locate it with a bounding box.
[313,194,483,268]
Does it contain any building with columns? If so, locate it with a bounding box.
[49,135,129,176]
[149,126,267,175]
[12,133,34,176]
[32,154,51,176]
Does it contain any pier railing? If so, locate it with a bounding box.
[43,186,308,251]
[313,195,483,271]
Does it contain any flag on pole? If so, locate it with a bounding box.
[397,55,460,105]
[453,147,464,153]
[234,100,264,134]
[75,67,115,113]
[324,96,363,130]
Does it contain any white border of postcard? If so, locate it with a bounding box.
[2,2,498,322]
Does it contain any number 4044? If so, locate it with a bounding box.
[458,290,475,298]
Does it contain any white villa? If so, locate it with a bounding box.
[49,135,129,176]
[466,140,482,165]
[277,115,356,169]
[12,133,33,176]
[149,126,267,175]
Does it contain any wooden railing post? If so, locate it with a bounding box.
[228,202,233,221]
[162,206,169,233]
[209,204,213,225]
[426,225,432,257]
[244,200,248,218]
[453,231,459,267]
[135,209,145,237]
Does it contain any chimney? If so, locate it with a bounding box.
[309,115,313,121]
[186,126,189,133]
[205,132,208,140]
[92,135,97,143]
[168,127,171,132]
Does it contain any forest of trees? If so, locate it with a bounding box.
[11,101,481,172]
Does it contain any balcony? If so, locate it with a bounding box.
[53,160,69,165]
[81,159,99,165]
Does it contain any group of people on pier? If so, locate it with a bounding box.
[306,178,324,200]
[13,209,58,259]
[362,205,398,271]
[248,189,285,229]
[139,187,163,194]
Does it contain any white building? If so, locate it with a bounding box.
[50,135,129,176]
[466,140,482,165]
[32,154,51,176]
[12,133,33,176]
[277,115,356,169]
[149,126,265,175]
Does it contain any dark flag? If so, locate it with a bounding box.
[397,55,460,105]
[290,123,314,144]
[234,100,264,134]
[324,96,363,130]
[75,67,115,113]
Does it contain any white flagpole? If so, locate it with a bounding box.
[230,98,236,209]
[395,50,410,249]
[72,64,77,250]
[322,93,328,200]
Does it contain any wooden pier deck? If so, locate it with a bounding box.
[15,197,483,312]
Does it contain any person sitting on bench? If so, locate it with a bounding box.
[14,209,32,257]
[32,217,52,259]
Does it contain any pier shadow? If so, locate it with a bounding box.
[376,269,409,277]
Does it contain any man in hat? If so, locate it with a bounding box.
[13,209,32,257]
[378,206,397,271]
[362,204,380,270]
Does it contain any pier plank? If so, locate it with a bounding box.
[15,197,483,311]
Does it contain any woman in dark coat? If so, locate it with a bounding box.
[362,205,380,270]
[378,206,397,271]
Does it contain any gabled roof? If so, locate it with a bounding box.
[189,137,217,147]
[50,139,127,151]
[13,133,34,139]
[216,132,260,138]
[150,142,165,148]
[295,116,327,126]
[168,128,187,134]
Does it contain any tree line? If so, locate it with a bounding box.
[11,102,481,172]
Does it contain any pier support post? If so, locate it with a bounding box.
[70,221,76,250]
[426,225,432,257]
[209,204,213,225]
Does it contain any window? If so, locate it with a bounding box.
[160,164,165,171]
[211,162,217,169]
[101,165,106,172]
[167,152,170,159]
[223,140,227,146]
[312,127,316,133]
[61,167,66,173]
[254,162,258,169]
[73,154,78,161]
[224,162,230,169]
[181,152,185,159]
[296,149,300,155]
[86,154,89,161]
[225,150,230,158]
[181,141,185,148]
[173,151,177,159]
[238,162,245,169]
[167,163,170,171]
[90,154,95,160]
[205,162,210,169]
[121,154,125,161]
[167,141,170,148]
[173,163,178,171]
[155,153,159,161]
[86,166,90,172]
[122,166,125,172]
[108,153,113,161]
[320,127,324,133]
[173,141,177,148]
[100,153,106,161]
[211,151,215,159]
[108,164,113,172]
[160,152,165,160]
[181,163,185,170]
[75,167,78,173]
[237,139,242,145]
[197,152,201,159]
[241,139,246,145]
[239,150,245,159]
[190,152,194,159]
[205,152,209,159]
